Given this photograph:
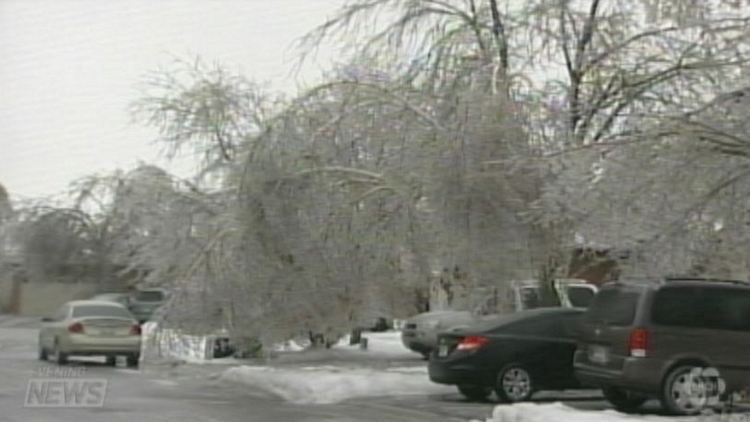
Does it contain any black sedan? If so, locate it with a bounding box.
[428,307,584,402]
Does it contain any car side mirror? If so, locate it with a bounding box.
[40,317,53,322]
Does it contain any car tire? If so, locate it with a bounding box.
[661,365,711,416]
[495,364,534,403]
[457,385,493,401]
[602,387,647,413]
[51,340,68,365]
[105,356,117,366]
[126,354,139,368]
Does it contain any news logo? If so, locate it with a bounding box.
[24,366,107,408]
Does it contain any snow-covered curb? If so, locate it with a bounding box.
[219,365,454,404]
[477,403,714,422]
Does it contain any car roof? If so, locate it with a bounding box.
[511,307,585,317]
[66,300,127,308]
[660,279,750,289]
[601,278,750,291]
[465,307,583,333]
[408,310,473,323]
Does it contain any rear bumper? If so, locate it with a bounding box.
[573,350,664,394]
[428,360,492,386]
[62,335,141,355]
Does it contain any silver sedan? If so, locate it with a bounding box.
[38,300,142,367]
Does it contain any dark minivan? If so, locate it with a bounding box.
[575,279,750,415]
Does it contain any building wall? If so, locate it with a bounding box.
[0,280,97,316]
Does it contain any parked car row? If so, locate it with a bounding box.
[427,277,750,416]
[91,287,168,323]
[403,278,597,358]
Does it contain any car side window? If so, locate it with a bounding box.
[652,287,750,332]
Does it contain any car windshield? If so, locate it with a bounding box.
[520,287,543,309]
[584,288,639,326]
[134,290,164,302]
[72,305,133,319]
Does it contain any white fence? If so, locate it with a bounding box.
[140,322,214,363]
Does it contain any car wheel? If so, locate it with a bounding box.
[126,354,139,368]
[51,340,68,365]
[661,365,712,416]
[105,356,117,366]
[38,344,48,361]
[495,364,534,403]
[457,385,493,401]
[602,387,647,413]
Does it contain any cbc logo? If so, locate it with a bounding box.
[681,367,727,409]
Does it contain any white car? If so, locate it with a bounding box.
[401,310,477,359]
[38,300,142,367]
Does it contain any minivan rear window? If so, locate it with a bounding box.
[584,288,639,326]
[651,286,750,332]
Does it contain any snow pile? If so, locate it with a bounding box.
[271,330,420,365]
[480,403,697,422]
[220,365,453,404]
[271,339,307,352]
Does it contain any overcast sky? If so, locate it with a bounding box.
[0,0,344,201]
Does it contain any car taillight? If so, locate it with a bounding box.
[456,335,489,351]
[629,328,649,357]
[68,322,84,334]
[129,324,142,336]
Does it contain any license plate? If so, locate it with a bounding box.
[588,345,609,364]
[438,344,448,357]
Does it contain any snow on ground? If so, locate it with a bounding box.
[141,322,413,365]
[220,364,453,404]
[334,331,413,357]
[477,403,735,422]
[147,327,444,405]
[270,330,422,366]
